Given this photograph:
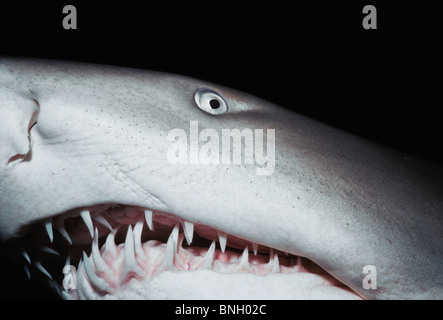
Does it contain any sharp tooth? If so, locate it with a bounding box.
[177,233,185,251]
[252,242,258,256]
[267,248,279,273]
[181,220,194,245]
[203,241,216,269]
[144,209,154,231]
[269,250,280,273]
[124,226,135,262]
[55,218,72,245]
[64,254,71,269]
[103,229,118,258]
[22,250,31,264]
[238,247,249,270]
[35,261,53,280]
[160,229,177,271]
[122,226,144,280]
[44,219,53,243]
[40,246,60,256]
[76,259,89,300]
[92,213,113,231]
[24,265,31,280]
[217,231,227,253]
[172,223,179,251]
[133,219,147,259]
[80,209,94,238]
[48,279,62,298]
[82,252,112,293]
[77,258,100,300]
[91,228,112,276]
[296,255,303,272]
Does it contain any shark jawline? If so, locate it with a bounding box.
[12,203,362,300]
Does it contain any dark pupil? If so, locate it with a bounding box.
[209,99,221,109]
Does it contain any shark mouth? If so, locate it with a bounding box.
[12,204,362,300]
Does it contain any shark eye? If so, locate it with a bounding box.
[194,89,228,115]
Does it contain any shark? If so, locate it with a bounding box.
[0,57,442,300]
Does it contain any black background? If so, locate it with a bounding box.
[1,1,442,162]
[0,1,441,301]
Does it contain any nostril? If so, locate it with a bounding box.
[6,98,40,165]
[31,98,40,108]
[28,110,38,136]
[7,154,27,164]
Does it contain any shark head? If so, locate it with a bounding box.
[0,58,442,300]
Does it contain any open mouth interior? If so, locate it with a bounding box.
[13,204,361,299]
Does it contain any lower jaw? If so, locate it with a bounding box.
[13,204,362,300]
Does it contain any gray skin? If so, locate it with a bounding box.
[0,58,442,299]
